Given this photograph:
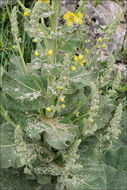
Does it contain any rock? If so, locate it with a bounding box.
[84,1,126,58]
[62,0,78,12]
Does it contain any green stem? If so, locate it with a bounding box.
[0,105,17,128]
[59,24,67,32]
[56,38,63,53]
[31,74,46,95]
[81,31,87,53]
[75,0,88,14]
[18,44,28,73]
[94,139,103,150]
[38,24,50,38]
[17,0,27,11]
[75,43,99,66]
[51,0,60,63]
[73,113,89,123]
[5,3,11,20]
[46,3,52,11]
[69,93,92,118]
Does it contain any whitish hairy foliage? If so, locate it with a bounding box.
[10,6,21,45]
[108,70,122,97]
[0,0,123,189]
[100,55,115,87]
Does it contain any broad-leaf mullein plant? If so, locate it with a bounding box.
[0,0,123,189]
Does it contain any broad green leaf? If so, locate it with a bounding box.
[60,32,82,52]
[0,167,39,190]
[42,63,62,77]
[69,68,97,93]
[2,72,45,111]
[25,118,78,149]
[9,56,26,75]
[37,175,51,185]
[67,149,127,190]
[0,123,20,168]
[106,165,127,190]
[63,89,89,117]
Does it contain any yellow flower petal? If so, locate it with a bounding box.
[63,11,75,26]
[72,67,76,71]
[39,0,50,4]
[98,37,102,42]
[79,54,83,60]
[79,19,83,25]
[24,11,28,16]
[74,55,79,61]
[62,104,66,109]
[46,107,51,112]
[74,16,80,24]
[67,20,73,26]
[77,12,83,18]
[60,98,64,102]
[33,39,38,43]
[48,50,52,56]
[102,44,106,48]
[35,51,39,56]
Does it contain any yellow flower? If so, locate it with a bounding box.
[46,107,51,112]
[74,53,86,66]
[39,0,50,4]
[60,98,64,102]
[74,12,83,25]
[102,44,106,48]
[63,11,75,26]
[85,48,88,52]
[78,54,83,60]
[80,59,86,66]
[24,11,28,16]
[98,37,102,42]
[81,59,86,64]
[35,51,39,56]
[48,50,52,56]
[33,39,38,43]
[56,86,59,90]
[74,55,79,61]
[59,86,63,90]
[38,29,41,33]
[89,118,94,123]
[74,54,83,61]
[62,104,66,109]
[72,67,76,71]
[80,63,83,66]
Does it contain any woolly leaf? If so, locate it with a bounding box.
[93,96,114,129]
[69,68,97,93]
[2,72,45,111]
[0,168,39,190]
[60,32,82,52]
[25,118,78,149]
[0,123,20,168]
[67,149,127,190]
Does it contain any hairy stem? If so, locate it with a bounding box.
[18,44,28,73]
[0,105,17,128]
[75,0,88,14]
